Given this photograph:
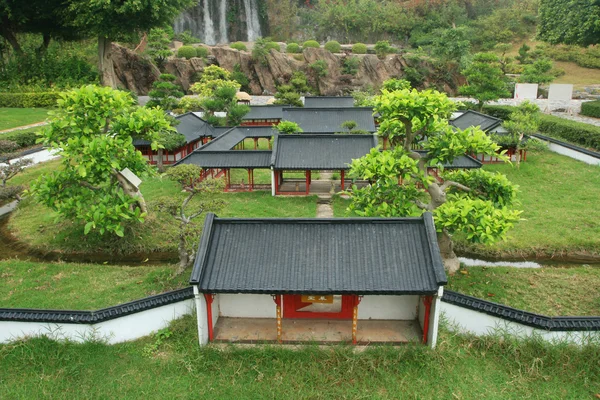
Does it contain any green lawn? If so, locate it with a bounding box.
[7,166,317,255]
[447,265,600,316]
[0,260,187,310]
[455,150,600,258]
[1,316,598,399]
[0,108,49,131]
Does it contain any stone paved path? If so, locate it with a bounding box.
[0,121,48,134]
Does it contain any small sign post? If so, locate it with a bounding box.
[119,168,142,188]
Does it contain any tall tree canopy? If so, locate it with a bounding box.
[538,0,600,46]
[347,85,521,273]
[31,85,174,237]
[67,0,194,87]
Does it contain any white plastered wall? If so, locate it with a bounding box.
[0,299,195,345]
[358,295,418,320]
[218,294,277,318]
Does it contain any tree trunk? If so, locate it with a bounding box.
[157,148,165,173]
[98,36,117,88]
[113,170,148,214]
[36,34,51,57]
[0,22,23,55]
[176,225,190,276]
[437,230,460,274]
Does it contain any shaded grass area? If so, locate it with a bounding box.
[0,108,48,131]
[7,159,61,187]
[1,315,599,399]
[0,260,186,310]
[456,150,600,258]
[7,167,317,254]
[447,266,600,316]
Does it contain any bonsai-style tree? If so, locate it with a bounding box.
[501,101,540,167]
[459,52,511,111]
[274,121,302,134]
[0,147,32,202]
[347,86,521,273]
[146,28,173,70]
[520,58,557,85]
[30,85,174,237]
[146,74,184,111]
[155,165,225,274]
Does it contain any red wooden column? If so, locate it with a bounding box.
[305,170,310,195]
[204,294,215,342]
[274,170,280,195]
[422,295,433,344]
[340,169,345,191]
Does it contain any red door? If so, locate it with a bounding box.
[283,294,355,319]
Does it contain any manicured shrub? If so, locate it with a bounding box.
[581,100,600,118]
[374,40,394,59]
[2,130,39,148]
[266,42,281,52]
[0,92,61,108]
[0,140,19,154]
[230,42,247,51]
[352,43,367,54]
[324,40,341,53]
[537,114,600,150]
[196,46,209,58]
[177,46,197,59]
[303,40,320,49]
[286,43,301,54]
[481,105,516,120]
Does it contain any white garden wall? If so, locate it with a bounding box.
[0,299,195,345]
[358,295,418,320]
[218,294,277,318]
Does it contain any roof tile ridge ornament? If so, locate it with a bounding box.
[422,212,448,285]
[190,213,217,285]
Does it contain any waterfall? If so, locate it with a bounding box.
[202,0,216,45]
[174,0,262,44]
[242,0,262,42]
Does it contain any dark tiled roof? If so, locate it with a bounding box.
[177,151,272,168]
[304,96,355,108]
[133,112,214,146]
[194,127,243,151]
[0,288,194,324]
[450,110,502,132]
[273,134,376,170]
[234,126,276,138]
[213,126,235,137]
[442,291,600,331]
[191,213,447,294]
[415,151,482,169]
[282,107,376,133]
[243,105,287,120]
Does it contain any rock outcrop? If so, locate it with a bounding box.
[111,43,464,96]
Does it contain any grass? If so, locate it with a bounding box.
[0,260,187,310]
[1,315,599,399]
[455,150,600,258]
[7,164,317,255]
[448,265,600,316]
[0,108,49,131]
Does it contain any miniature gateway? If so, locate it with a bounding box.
[190,212,447,347]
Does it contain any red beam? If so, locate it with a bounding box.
[422,295,433,344]
[204,293,214,342]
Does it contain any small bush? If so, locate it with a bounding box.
[0,92,61,108]
[177,46,197,59]
[581,100,600,118]
[2,130,39,148]
[0,140,19,154]
[374,40,394,59]
[342,56,360,75]
[174,30,200,45]
[324,40,341,53]
[266,42,281,52]
[196,46,209,58]
[352,43,367,54]
[286,43,301,54]
[309,60,328,77]
[230,42,247,51]
[303,40,320,49]
[293,54,304,61]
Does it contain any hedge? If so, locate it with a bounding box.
[469,104,600,151]
[581,100,600,118]
[303,40,320,49]
[2,129,39,148]
[0,92,61,108]
[324,40,341,53]
[286,43,301,54]
[352,43,367,54]
[177,46,196,59]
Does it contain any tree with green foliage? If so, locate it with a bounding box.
[342,56,360,75]
[30,85,174,237]
[146,28,172,70]
[274,121,302,134]
[501,101,540,167]
[515,43,532,64]
[538,0,600,47]
[146,74,184,111]
[252,37,279,66]
[520,58,557,85]
[459,52,510,111]
[67,0,195,88]
[432,27,471,64]
[155,164,224,274]
[374,41,393,59]
[347,85,521,272]
[273,71,311,107]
